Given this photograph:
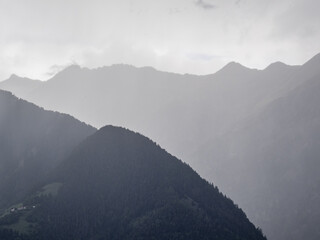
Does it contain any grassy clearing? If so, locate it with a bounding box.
[38,182,63,197]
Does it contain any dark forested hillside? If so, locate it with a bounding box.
[0,126,266,240]
[0,90,96,209]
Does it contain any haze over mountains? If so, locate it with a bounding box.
[1,53,320,240]
[0,90,265,240]
[0,58,305,161]
[0,90,96,209]
[194,55,320,240]
[0,76,42,100]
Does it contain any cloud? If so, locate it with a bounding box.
[194,0,217,10]
[1,0,319,80]
[186,53,220,61]
[46,62,78,78]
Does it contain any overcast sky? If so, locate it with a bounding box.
[0,0,319,80]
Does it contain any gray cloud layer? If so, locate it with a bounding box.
[0,0,319,80]
[195,0,217,9]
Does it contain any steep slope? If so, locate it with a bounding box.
[193,56,320,240]
[0,126,266,240]
[0,75,42,99]
[0,90,96,209]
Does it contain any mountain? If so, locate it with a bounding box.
[0,90,96,209]
[0,75,42,100]
[1,53,320,240]
[0,126,266,240]
[0,61,301,162]
[192,55,320,240]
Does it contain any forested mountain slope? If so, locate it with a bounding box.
[0,126,266,240]
[0,90,96,209]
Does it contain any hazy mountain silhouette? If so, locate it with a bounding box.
[0,126,266,240]
[0,90,96,209]
[192,53,320,240]
[1,53,320,240]
[0,60,302,162]
[0,75,42,100]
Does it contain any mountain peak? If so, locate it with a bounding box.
[0,74,42,99]
[3,74,29,83]
[216,61,251,75]
[303,52,320,67]
[60,64,82,73]
[5,74,41,83]
[264,61,290,71]
[8,74,21,80]
[49,64,84,81]
[225,61,246,69]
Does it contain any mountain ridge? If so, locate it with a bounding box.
[0,89,96,209]
[4,53,317,83]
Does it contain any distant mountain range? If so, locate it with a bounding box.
[0,75,42,100]
[0,90,265,240]
[0,59,306,161]
[194,54,320,240]
[1,53,320,240]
